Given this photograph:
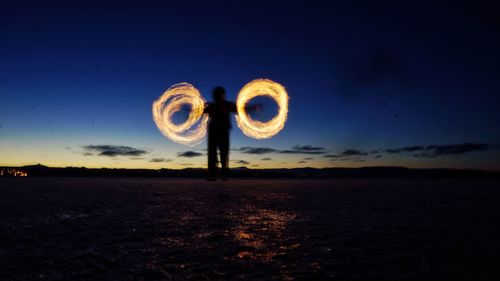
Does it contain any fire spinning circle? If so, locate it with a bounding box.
[236,79,289,139]
[152,83,208,146]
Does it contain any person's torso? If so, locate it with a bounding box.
[207,101,233,131]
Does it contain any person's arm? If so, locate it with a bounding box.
[229,102,237,113]
[228,101,261,114]
[203,103,211,114]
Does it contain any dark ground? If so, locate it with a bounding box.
[0,178,499,280]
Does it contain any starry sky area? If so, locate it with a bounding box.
[1,0,499,170]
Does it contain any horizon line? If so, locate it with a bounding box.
[1,164,499,172]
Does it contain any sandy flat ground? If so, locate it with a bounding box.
[1,178,499,280]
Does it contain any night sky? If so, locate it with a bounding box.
[1,1,499,170]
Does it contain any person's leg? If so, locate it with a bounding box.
[207,129,218,180]
[219,130,230,179]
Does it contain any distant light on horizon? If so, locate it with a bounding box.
[0,168,28,177]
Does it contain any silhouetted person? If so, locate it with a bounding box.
[204,86,237,181]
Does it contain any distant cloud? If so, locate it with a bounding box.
[150,158,172,163]
[325,143,494,160]
[385,146,425,154]
[238,147,278,154]
[177,151,203,158]
[294,145,323,151]
[324,149,368,158]
[330,157,364,162]
[342,149,368,156]
[414,143,492,157]
[280,145,327,154]
[82,145,147,157]
[280,150,325,154]
[293,145,325,153]
[238,145,326,155]
[234,160,250,165]
[235,142,496,165]
[377,143,493,157]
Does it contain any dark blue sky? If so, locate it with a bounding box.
[1,1,499,169]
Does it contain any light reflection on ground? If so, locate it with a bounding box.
[230,207,297,261]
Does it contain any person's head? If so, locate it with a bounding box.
[212,86,226,102]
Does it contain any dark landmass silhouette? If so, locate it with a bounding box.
[1,164,499,178]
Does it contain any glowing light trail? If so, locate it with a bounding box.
[236,79,289,139]
[152,83,208,146]
[153,79,288,146]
